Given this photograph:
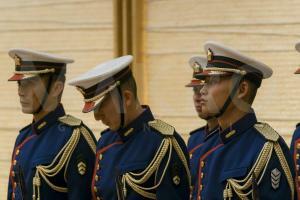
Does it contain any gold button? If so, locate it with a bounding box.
[97,197,101,200]
[95,175,99,182]
[15,149,20,156]
[12,193,15,198]
[298,176,300,182]
[14,182,17,188]
[297,143,300,149]
[201,161,205,168]
[189,154,192,159]
[201,173,204,179]
[99,154,103,160]
[97,164,100,170]
[94,186,98,193]
[13,160,17,166]
[11,171,15,177]
[297,154,299,160]
[200,184,203,191]
[297,165,299,171]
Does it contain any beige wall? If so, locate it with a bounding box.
[144,0,300,143]
[0,0,113,197]
[1,0,300,198]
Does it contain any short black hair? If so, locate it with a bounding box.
[120,72,138,100]
[243,79,258,105]
[40,73,66,102]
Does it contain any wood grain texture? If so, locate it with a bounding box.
[0,0,113,198]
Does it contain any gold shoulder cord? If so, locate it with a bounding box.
[80,126,96,154]
[121,119,191,199]
[32,115,97,200]
[223,123,294,200]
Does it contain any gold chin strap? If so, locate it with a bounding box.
[223,123,294,200]
[120,119,191,199]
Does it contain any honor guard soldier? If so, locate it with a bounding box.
[192,41,295,199]
[290,41,300,199]
[185,56,220,197]
[7,49,97,200]
[68,55,191,200]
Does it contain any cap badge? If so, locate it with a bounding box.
[207,48,213,61]
[192,62,201,73]
[14,55,22,66]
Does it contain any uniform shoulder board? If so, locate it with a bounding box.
[58,115,82,127]
[101,128,110,136]
[296,122,300,128]
[148,119,174,136]
[190,126,206,136]
[254,122,279,142]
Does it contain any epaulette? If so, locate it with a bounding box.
[148,119,174,136]
[58,115,82,127]
[296,122,300,128]
[189,126,206,136]
[101,128,110,136]
[254,122,279,142]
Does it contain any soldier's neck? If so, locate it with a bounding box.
[218,107,249,131]
[33,102,59,122]
[123,103,144,127]
[207,118,218,131]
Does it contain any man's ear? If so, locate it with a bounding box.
[123,89,134,107]
[237,80,249,100]
[50,80,64,98]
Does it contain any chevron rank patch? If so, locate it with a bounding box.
[77,161,87,176]
[271,168,281,190]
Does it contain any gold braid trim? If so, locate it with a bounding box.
[204,67,247,75]
[32,128,81,200]
[15,68,55,75]
[223,142,274,200]
[273,142,295,200]
[80,126,96,154]
[84,82,120,103]
[171,137,191,187]
[122,137,173,199]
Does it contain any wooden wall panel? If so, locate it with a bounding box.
[0,0,113,198]
[145,0,300,146]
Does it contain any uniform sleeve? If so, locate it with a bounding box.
[156,133,190,200]
[66,127,96,200]
[290,128,298,159]
[7,137,20,200]
[258,137,296,200]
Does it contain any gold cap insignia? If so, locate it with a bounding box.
[14,55,22,66]
[192,63,201,73]
[77,161,87,175]
[207,48,213,61]
[173,175,181,185]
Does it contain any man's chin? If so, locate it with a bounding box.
[21,108,34,114]
[198,113,209,120]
